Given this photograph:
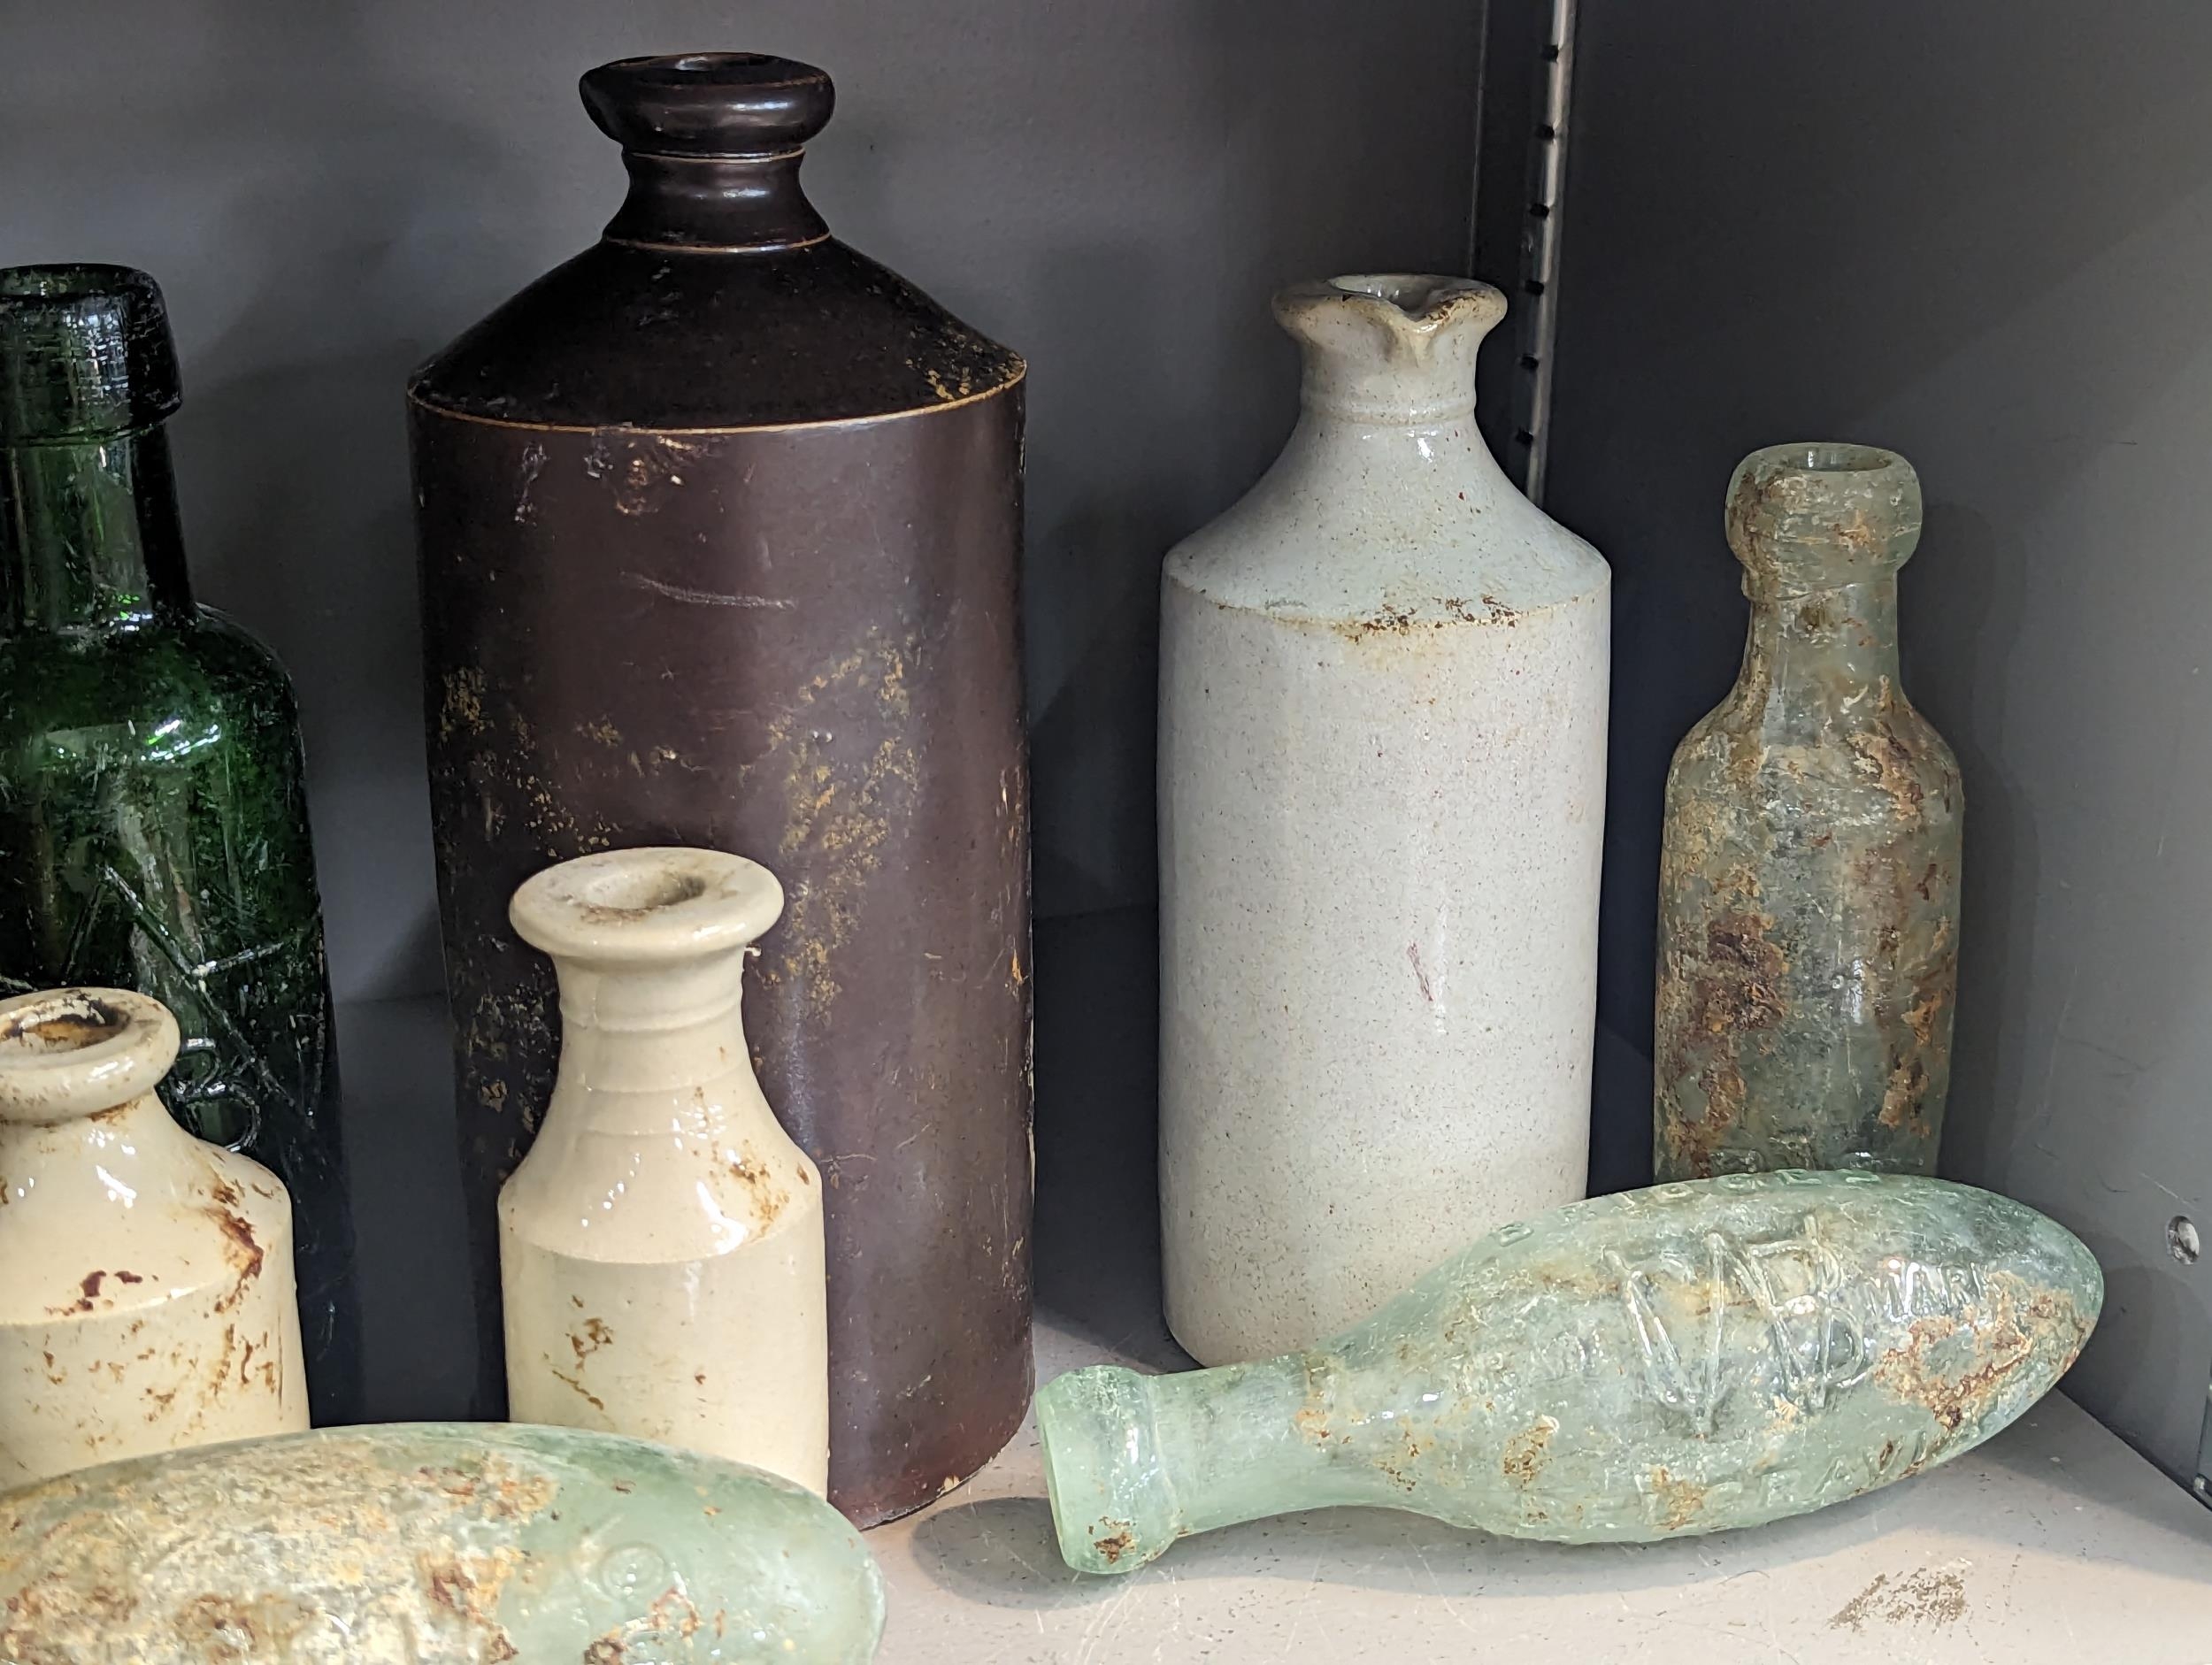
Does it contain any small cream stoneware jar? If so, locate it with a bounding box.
[1159,275,1610,1365]
[0,987,307,1485]
[501,847,830,1492]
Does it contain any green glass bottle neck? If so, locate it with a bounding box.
[0,426,193,632]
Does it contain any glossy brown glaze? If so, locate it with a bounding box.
[407,52,1033,1525]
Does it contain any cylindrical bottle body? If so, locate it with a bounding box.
[414,394,1032,1523]
[503,1224,830,1490]
[1159,543,1608,1364]
[0,1142,309,1485]
[1654,681,1962,1178]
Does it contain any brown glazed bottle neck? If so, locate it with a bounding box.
[604,150,828,253]
[582,54,837,254]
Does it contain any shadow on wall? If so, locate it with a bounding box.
[1908,503,2036,1188]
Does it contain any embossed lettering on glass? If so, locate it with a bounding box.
[0,265,358,1419]
[1037,1171,2098,1572]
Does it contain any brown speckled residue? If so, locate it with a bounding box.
[0,1440,559,1661]
[570,1317,613,1363]
[47,1268,148,1318]
[1870,1270,2074,1439]
[1830,1568,1969,1631]
[549,1368,609,1414]
[438,666,488,741]
[1646,1464,1705,1531]
[1501,1416,1558,1488]
[747,634,922,1027]
[205,1185,266,1316]
[726,1155,791,1227]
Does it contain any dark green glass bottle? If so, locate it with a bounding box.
[0,265,358,1421]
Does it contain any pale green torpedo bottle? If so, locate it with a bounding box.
[0,1422,887,1661]
[1040,1170,2099,1573]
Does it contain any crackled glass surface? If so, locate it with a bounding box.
[1038,1171,2099,1573]
[0,265,357,1419]
[0,1422,886,1662]
[1654,444,1962,1179]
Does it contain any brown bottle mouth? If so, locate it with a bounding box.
[581,50,834,159]
[612,51,810,86]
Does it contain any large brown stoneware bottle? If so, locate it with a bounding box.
[407,53,1032,1525]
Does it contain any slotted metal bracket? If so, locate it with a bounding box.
[2194,1375,2212,1507]
[1506,0,1577,507]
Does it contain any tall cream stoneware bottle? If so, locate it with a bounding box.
[0,987,307,1485]
[1159,275,1610,1366]
[501,848,829,1492]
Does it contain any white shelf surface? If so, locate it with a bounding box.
[871,1319,2212,1663]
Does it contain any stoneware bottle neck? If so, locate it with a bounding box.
[582,53,833,253]
[1274,274,1503,427]
[510,847,784,1104]
[0,988,195,1201]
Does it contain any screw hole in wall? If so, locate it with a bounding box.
[2168,1215,2200,1265]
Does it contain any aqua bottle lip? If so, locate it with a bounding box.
[0,265,182,445]
[1725,440,1923,591]
[1035,1364,1184,1576]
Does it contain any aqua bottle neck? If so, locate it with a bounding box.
[1736,574,1902,718]
[1,426,194,633]
[1145,1354,1394,1538]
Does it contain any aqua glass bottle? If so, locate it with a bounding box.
[1038,1171,2098,1573]
[0,265,358,1421]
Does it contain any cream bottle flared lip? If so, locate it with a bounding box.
[0,988,178,1124]
[510,846,785,964]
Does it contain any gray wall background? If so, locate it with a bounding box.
[1554,1,2212,1482]
[0,0,1486,1000]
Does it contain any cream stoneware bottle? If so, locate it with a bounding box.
[1159,275,1610,1366]
[0,986,307,1485]
[501,848,829,1492]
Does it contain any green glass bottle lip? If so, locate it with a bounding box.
[0,264,182,445]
